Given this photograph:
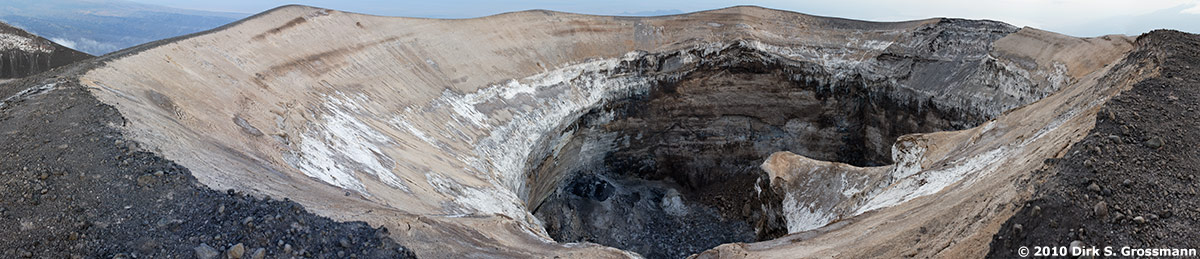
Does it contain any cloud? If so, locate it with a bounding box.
[45,37,118,54]
[49,37,76,49]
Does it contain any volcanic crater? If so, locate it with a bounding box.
[526,44,1002,257]
[4,4,1188,259]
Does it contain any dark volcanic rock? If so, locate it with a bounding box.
[533,19,1023,259]
[988,30,1200,257]
[0,77,416,258]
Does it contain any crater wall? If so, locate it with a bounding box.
[72,5,1136,258]
[0,22,91,80]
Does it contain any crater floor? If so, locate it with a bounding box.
[532,49,987,257]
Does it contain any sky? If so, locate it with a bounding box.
[126,0,1200,37]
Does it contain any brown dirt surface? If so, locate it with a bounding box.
[0,78,416,258]
[988,30,1200,257]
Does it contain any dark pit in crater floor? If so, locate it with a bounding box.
[527,46,1003,258]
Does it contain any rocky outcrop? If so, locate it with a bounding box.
[988,30,1200,258]
[528,27,1061,255]
[0,22,90,79]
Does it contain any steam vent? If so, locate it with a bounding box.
[4,4,1200,258]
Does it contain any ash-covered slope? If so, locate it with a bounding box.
[0,14,414,259]
[0,21,91,79]
[0,4,1165,258]
[0,79,417,258]
[989,30,1200,258]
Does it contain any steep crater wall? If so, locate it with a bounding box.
[73,6,1138,257]
[525,42,1041,257]
[0,23,92,79]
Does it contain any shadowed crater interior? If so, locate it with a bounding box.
[526,47,984,258]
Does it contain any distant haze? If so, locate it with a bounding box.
[3,0,1199,55]
[0,0,244,55]
[126,0,1200,37]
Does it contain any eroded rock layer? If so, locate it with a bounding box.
[988,30,1200,258]
[531,38,1039,256]
[0,22,91,80]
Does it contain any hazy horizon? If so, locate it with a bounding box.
[5,0,1199,55]
[125,0,1200,37]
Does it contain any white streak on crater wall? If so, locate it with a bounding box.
[782,192,838,233]
[856,147,1007,214]
[0,33,51,53]
[396,119,435,145]
[454,52,653,197]
[387,51,663,226]
[0,82,57,109]
[425,172,529,220]
[289,94,409,194]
